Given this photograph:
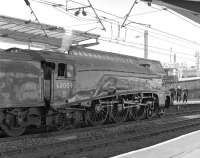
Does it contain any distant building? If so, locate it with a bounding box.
[163,68,178,85]
[162,61,200,80]
[182,68,200,78]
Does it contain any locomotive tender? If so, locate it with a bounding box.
[0,46,170,136]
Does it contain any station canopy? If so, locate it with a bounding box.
[142,0,200,24]
[0,15,100,49]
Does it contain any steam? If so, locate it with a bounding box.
[59,29,73,53]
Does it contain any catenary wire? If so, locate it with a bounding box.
[31,0,200,47]
[28,0,199,56]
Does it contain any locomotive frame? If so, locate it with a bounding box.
[0,47,170,136]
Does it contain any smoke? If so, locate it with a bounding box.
[59,29,73,53]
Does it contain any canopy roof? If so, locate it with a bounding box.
[0,15,100,49]
[142,0,200,24]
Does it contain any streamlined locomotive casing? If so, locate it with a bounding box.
[0,47,170,136]
[68,47,168,107]
[0,47,169,108]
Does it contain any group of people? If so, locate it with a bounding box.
[170,86,188,103]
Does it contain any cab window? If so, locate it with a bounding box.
[57,63,74,78]
[67,64,74,78]
[58,63,66,77]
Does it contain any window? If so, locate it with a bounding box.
[67,64,74,78]
[139,63,150,71]
[58,63,66,77]
[57,63,74,78]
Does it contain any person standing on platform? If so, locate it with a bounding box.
[176,86,182,111]
[183,88,188,103]
[170,88,176,104]
[176,86,182,102]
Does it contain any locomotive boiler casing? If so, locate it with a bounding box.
[68,47,168,107]
[0,47,169,109]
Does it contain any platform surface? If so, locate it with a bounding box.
[112,130,200,158]
[173,99,200,105]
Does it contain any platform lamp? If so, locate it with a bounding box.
[74,9,80,16]
[66,0,106,31]
[82,8,87,16]
[74,8,87,16]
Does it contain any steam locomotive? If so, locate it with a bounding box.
[0,46,170,136]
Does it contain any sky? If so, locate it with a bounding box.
[0,0,200,67]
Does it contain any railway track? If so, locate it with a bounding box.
[0,104,198,152]
[0,103,200,143]
[63,119,200,158]
[1,110,200,158]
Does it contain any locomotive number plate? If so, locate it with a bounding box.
[56,81,72,89]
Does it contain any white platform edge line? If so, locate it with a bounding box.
[112,130,200,158]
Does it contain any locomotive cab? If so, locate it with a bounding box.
[41,59,75,109]
[41,60,75,130]
[52,62,74,108]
